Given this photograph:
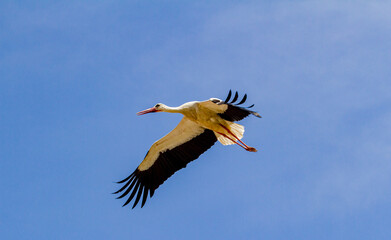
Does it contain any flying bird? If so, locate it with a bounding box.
[114,90,261,208]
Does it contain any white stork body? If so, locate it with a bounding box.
[114,91,261,208]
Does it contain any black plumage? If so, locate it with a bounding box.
[218,90,261,121]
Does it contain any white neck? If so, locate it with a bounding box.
[161,105,183,113]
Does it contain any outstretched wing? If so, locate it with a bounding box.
[202,90,261,122]
[114,117,217,208]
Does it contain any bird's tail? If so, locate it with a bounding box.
[215,122,244,145]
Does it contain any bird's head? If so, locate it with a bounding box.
[136,103,166,115]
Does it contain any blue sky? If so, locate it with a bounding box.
[1,1,391,239]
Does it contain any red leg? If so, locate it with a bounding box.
[219,124,257,152]
[217,132,248,150]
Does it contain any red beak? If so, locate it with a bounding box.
[136,107,158,116]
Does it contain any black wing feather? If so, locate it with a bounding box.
[218,91,261,121]
[237,94,247,105]
[113,175,135,195]
[123,180,140,207]
[132,183,144,209]
[116,172,134,184]
[224,90,232,102]
[230,91,239,103]
[117,177,137,199]
[114,129,217,208]
[141,185,149,208]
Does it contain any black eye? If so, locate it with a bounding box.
[211,99,220,104]
[155,104,160,108]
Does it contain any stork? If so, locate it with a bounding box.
[114,90,261,208]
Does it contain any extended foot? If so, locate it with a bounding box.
[246,147,257,152]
